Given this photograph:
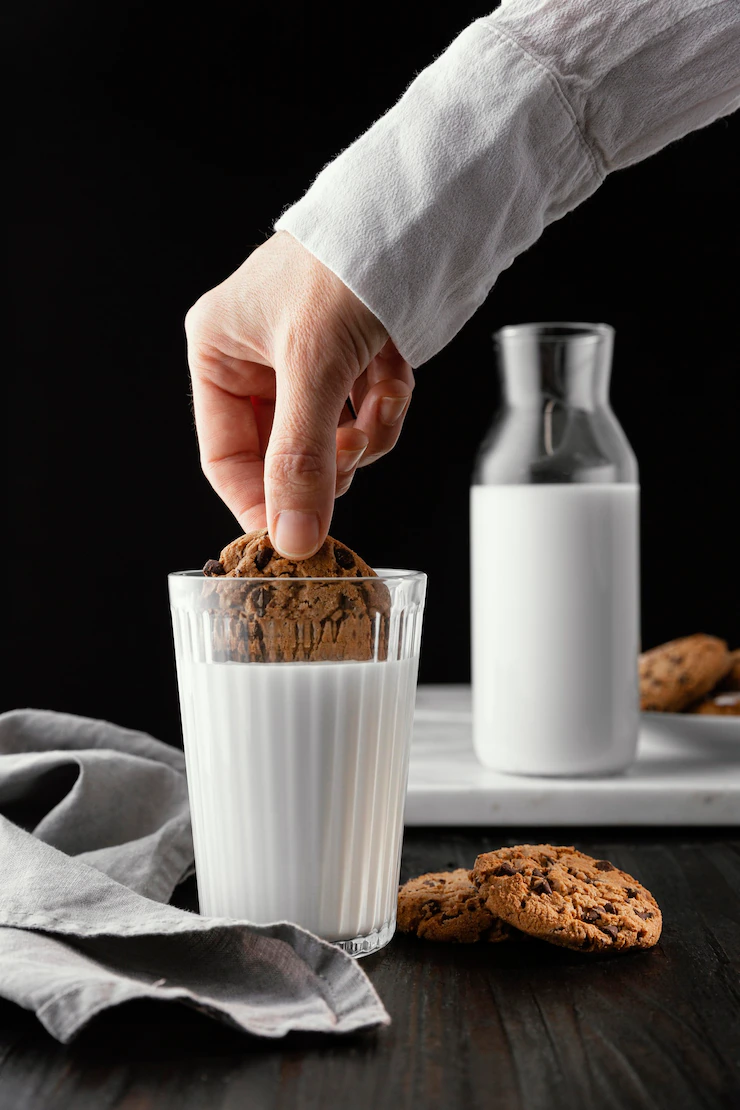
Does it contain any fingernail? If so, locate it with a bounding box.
[379,395,409,426]
[337,444,367,475]
[273,510,320,558]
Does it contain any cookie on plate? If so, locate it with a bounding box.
[716,649,740,693]
[470,844,662,953]
[639,634,731,712]
[202,530,390,663]
[397,869,513,943]
[689,691,740,716]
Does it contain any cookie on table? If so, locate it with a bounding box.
[689,691,740,716]
[397,869,513,943]
[639,634,731,712]
[716,649,740,693]
[470,844,662,953]
[202,530,389,663]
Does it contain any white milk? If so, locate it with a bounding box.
[176,656,419,943]
[471,484,639,776]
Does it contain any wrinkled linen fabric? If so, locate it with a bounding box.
[276,0,740,366]
[0,709,389,1043]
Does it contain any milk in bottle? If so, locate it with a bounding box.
[471,323,640,776]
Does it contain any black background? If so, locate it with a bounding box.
[6,2,739,745]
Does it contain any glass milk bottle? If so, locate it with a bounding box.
[471,323,640,776]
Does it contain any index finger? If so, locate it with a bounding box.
[190,368,271,533]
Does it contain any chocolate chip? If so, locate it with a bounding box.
[496,862,516,877]
[594,860,615,871]
[600,925,619,939]
[250,586,270,617]
[678,673,691,686]
[531,868,545,878]
[543,856,556,866]
[634,910,653,920]
[602,902,616,915]
[423,900,440,914]
[626,888,637,899]
[532,879,552,896]
[582,908,601,923]
[203,559,225,577]
[334,545,355,570]
[254,546,273,571]
[423,880,436,888]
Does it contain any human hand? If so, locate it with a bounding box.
[184,232,414,558]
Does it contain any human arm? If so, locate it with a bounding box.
[276,0,740,366]
[186,0,739,557]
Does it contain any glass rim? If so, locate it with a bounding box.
[168,567,426,585]
[494,321,613,343]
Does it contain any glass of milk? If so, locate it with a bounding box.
[169,567,426,956]
[471,322,640,776]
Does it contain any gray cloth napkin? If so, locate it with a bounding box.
[0,709,389,1043]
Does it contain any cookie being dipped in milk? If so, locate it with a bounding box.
[202,529,390,663]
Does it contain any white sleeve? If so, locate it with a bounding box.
[274,0,740,367]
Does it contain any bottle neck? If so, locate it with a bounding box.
[496,323,613,411]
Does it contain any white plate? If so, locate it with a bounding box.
[644,711,740,723]
[641,710,740,744]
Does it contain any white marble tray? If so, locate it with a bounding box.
[405,685,740,825]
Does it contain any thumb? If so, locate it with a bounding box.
[264,359,354,559]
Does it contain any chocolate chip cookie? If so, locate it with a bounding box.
[212,529,378,580]
[689,691,740,716]
[717,649,740,693]
[202,530,390,663]
[639,634,731,712]
[470,844,662,953]
[397,869,512,943]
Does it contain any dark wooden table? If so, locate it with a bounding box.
[1,827,738,1109]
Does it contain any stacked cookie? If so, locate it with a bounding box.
[398,844,662,953]
[639,634,740,716]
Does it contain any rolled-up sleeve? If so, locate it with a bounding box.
[275,0,740,367]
